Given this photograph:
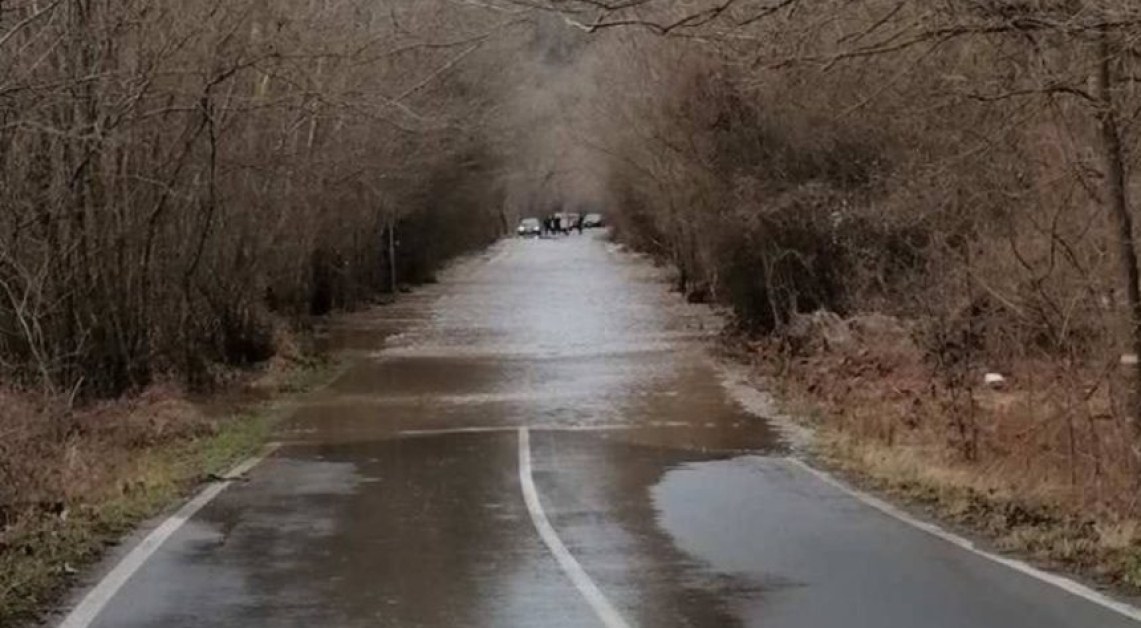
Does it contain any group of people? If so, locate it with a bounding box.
[542,213,583,236]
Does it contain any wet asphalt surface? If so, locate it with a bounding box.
[82,233,1138,627]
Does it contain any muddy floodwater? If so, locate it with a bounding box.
[72,233,1139,628]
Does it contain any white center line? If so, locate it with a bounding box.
[516,427,633,628]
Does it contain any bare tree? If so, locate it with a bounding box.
[0,0,527,396]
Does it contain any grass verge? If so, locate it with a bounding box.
[0,357,340,627]
[811,427,1141,586]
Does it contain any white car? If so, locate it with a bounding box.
[517,218,541,237]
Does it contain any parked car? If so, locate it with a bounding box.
[582,213,604,228]
[517,217,541,237]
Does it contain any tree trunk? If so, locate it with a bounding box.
[1095,28,1141,424]
[388,215,398,295]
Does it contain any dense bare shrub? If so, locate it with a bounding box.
[0,0,520,396]
[560,0,1139,372]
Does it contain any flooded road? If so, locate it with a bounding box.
[75,233,1138,627]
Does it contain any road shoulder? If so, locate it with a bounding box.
[714,344,1141,618]
[4,357,344,628]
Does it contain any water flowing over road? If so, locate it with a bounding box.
[69,233,1139,627]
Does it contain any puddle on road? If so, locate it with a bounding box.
[530,430,776,628]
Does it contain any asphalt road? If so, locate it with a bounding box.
[65,232,1140,627]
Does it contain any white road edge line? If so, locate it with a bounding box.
[517,428,633,628]
[57,444,281,628]
[785,457,1141,624]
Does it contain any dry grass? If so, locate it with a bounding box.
[745,312,1141,592]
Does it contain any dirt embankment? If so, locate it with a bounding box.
[730,311,1141,592]
[0,340,336,627]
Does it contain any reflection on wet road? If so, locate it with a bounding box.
[83,234,1139,627]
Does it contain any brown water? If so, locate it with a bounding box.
[80,233,1141,628]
